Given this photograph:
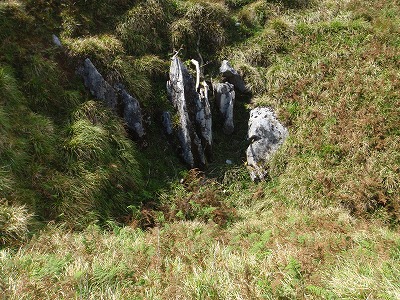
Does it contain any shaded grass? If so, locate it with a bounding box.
[0,46,144,231]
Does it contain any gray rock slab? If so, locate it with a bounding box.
[162,111,173,135]
[80,58,117,110]
[118,87,145,138]
[214,82,235,135]
[196,81,212,156]
[168,56,201,167]
[246,107,288,181]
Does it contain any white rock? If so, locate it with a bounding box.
[168,56,212,168]
[246,107,288,181]
[214,82,235,135]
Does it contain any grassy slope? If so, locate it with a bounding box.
[1,0,400,299]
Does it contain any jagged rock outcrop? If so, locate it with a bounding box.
[246,107,288,181]
[117,86,145,138]
[80,58,117,110]
[167,56,212,168]
[220,60,249,94]
[214,82,235,135]
[79,58,145,139]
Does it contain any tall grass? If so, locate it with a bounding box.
[63,35,125,65]
[117,0,172,56]
[0,6,144,230]
[170,1,230,62]
[237,0,400,221]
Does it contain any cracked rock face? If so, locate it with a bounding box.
[220,60,249,94]
[80,58,117,110]
[167,56,212,168]
[214,82,235,135]
[246,107,288,181]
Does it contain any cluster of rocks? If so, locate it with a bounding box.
[62,20,287,181]
[52,35,146,139]
[165,57,288,181]
[164,57,246,168]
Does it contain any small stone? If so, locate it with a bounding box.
[52,34,62,47]
[162,111,173,135]
[220,60,249,94]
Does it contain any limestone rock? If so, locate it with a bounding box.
[246,107,288,181]
[162,111,173,135]
[118,86,145,138]
[214,82,235,135]
[80,58,117,110]
[220,60,248,94]
[168,56,212,168]
[79,59,145,139]
[196,81,212,157]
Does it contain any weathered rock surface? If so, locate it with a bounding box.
[196,81,212,157]
[220,60,248,94]
[214,82,235,135]
[117,86,145,138]
[162,111,173,135]
[167,56,212,168]
[80,58,117,110]
[246,107,288,181]
[79,59,145,139]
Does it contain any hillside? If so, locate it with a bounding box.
[1,0,399,299]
